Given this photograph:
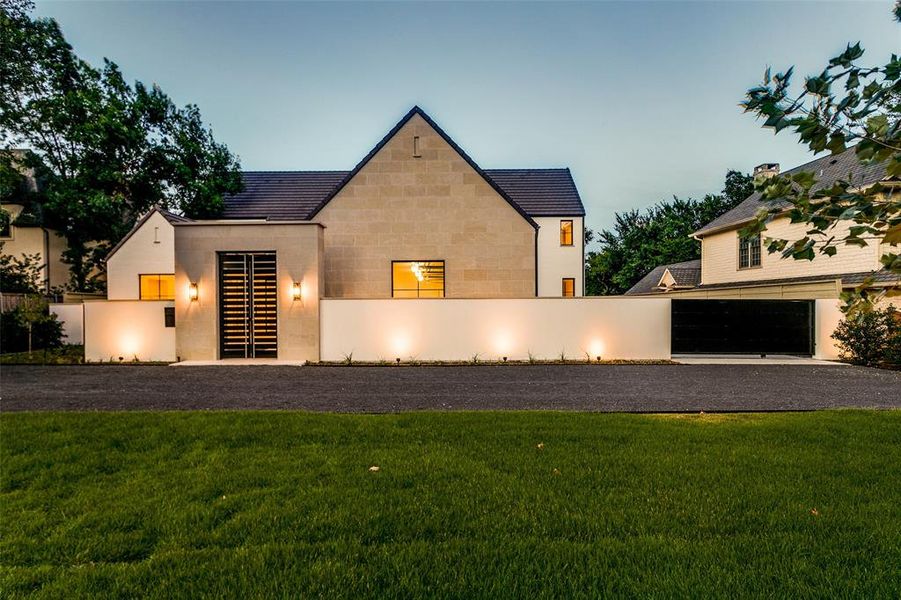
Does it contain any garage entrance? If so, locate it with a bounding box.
[218,251,278,359]
[671,299,814,355]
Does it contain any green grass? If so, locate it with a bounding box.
[0,345,83,365]
[2,411,899,598]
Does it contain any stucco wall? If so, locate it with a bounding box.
[314,114,537,298]
[701,216,881,286]
[320,297,671,362]
[107,211,175,300]
[49,302,84,345]
[813,299,844,360]
[1,203,69,290]
[174,222,323,362]
[535,216,583,296]
[84,300,176,362]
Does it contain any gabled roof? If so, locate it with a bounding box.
[625,259,700,295]
[105,207,191,262]
[694,146,889,237]
[220,107,585,223]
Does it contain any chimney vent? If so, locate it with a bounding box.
[753,163,780,180]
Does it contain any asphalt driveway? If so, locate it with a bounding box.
[1,363,899,412]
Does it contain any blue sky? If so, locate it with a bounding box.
[35,1,900,233]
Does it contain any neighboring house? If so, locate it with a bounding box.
[0,153,68,292]
[627,148,899,299]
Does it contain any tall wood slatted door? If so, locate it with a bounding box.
[218,252,278,359]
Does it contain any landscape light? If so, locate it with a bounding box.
[188,282,198,301]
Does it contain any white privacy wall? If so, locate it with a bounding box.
[813,299,844,360]
[84,300,176,362]
[321,297,671,362]
[49,303,84,345]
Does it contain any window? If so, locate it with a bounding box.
[139,274,175,300]
[562,278,575,297]
[738,233,761,269]
[392,261,444,298]
[560,220,573,246]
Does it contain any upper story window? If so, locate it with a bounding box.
[738,233,761,269]
[139,274,175,300]
[392,261,445,298]
[562,277,575,297]
[560,220,573,246]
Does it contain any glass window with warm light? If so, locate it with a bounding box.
[139,274,175,300]
[560,220,573,246]
[392,261,445,298]
[562,278,575,297]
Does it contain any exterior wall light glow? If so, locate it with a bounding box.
[188,282,198,302]
[292,281,302,301]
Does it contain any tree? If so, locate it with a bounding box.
[740,4,900,307]
[17,293,47,355]
[0,246,44,293]
[585,170,753,295]
[0,2,243,290]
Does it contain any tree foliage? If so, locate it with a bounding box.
[740,5,901,307]
[0,1,242,290]
[585,171,753,295]
[0,245,44,293]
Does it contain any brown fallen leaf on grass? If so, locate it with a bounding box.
[369,465,380,472]
[552,468,560,475]
[536,443,545,450]
[810,508,819,516]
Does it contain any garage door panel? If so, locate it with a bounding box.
[672,300,813,355]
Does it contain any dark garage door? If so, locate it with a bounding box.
[672,300,814,355]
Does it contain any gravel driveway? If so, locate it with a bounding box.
[2,364,899,412]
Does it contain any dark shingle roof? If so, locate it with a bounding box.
[694,146,890,236]
[483,169,584,216]
[222,171,349,220]
[625,259,701,295]
[220,168,584,220]
[220,107,584,222]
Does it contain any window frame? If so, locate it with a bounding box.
[562,277,575,297]
[559,220,574,246]
[737,232,762,270]
[391,260,446,298]
[138,273,176,300]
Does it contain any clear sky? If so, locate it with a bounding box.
[34,1,900,233]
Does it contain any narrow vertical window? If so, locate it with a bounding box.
[560,220,573,246]
[413,136,421,158]
[153,226,160,244]
[562,278,575,297]
[738,233,761,269]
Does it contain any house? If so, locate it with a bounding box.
[627,147,899,299]
[82,106,604,362]
[0,151,69,292]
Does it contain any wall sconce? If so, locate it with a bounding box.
[188,282,198,302]
[292,281,302,302]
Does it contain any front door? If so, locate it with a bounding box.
[218,252,278,358]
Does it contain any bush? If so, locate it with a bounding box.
[0,302,63,354]
[832,306,901,368]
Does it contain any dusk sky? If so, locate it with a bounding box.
[35,1,900,234]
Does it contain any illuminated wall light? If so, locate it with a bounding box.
[292,281,302,301]
[188,282,199,302]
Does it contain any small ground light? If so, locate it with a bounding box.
[502,356,507,362]
[596,356,602,362]
[395,357,401,364]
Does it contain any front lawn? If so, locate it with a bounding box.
[2,411,899,597]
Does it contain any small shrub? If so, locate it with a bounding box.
[0,302,63,354]
[832,306,901,368]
